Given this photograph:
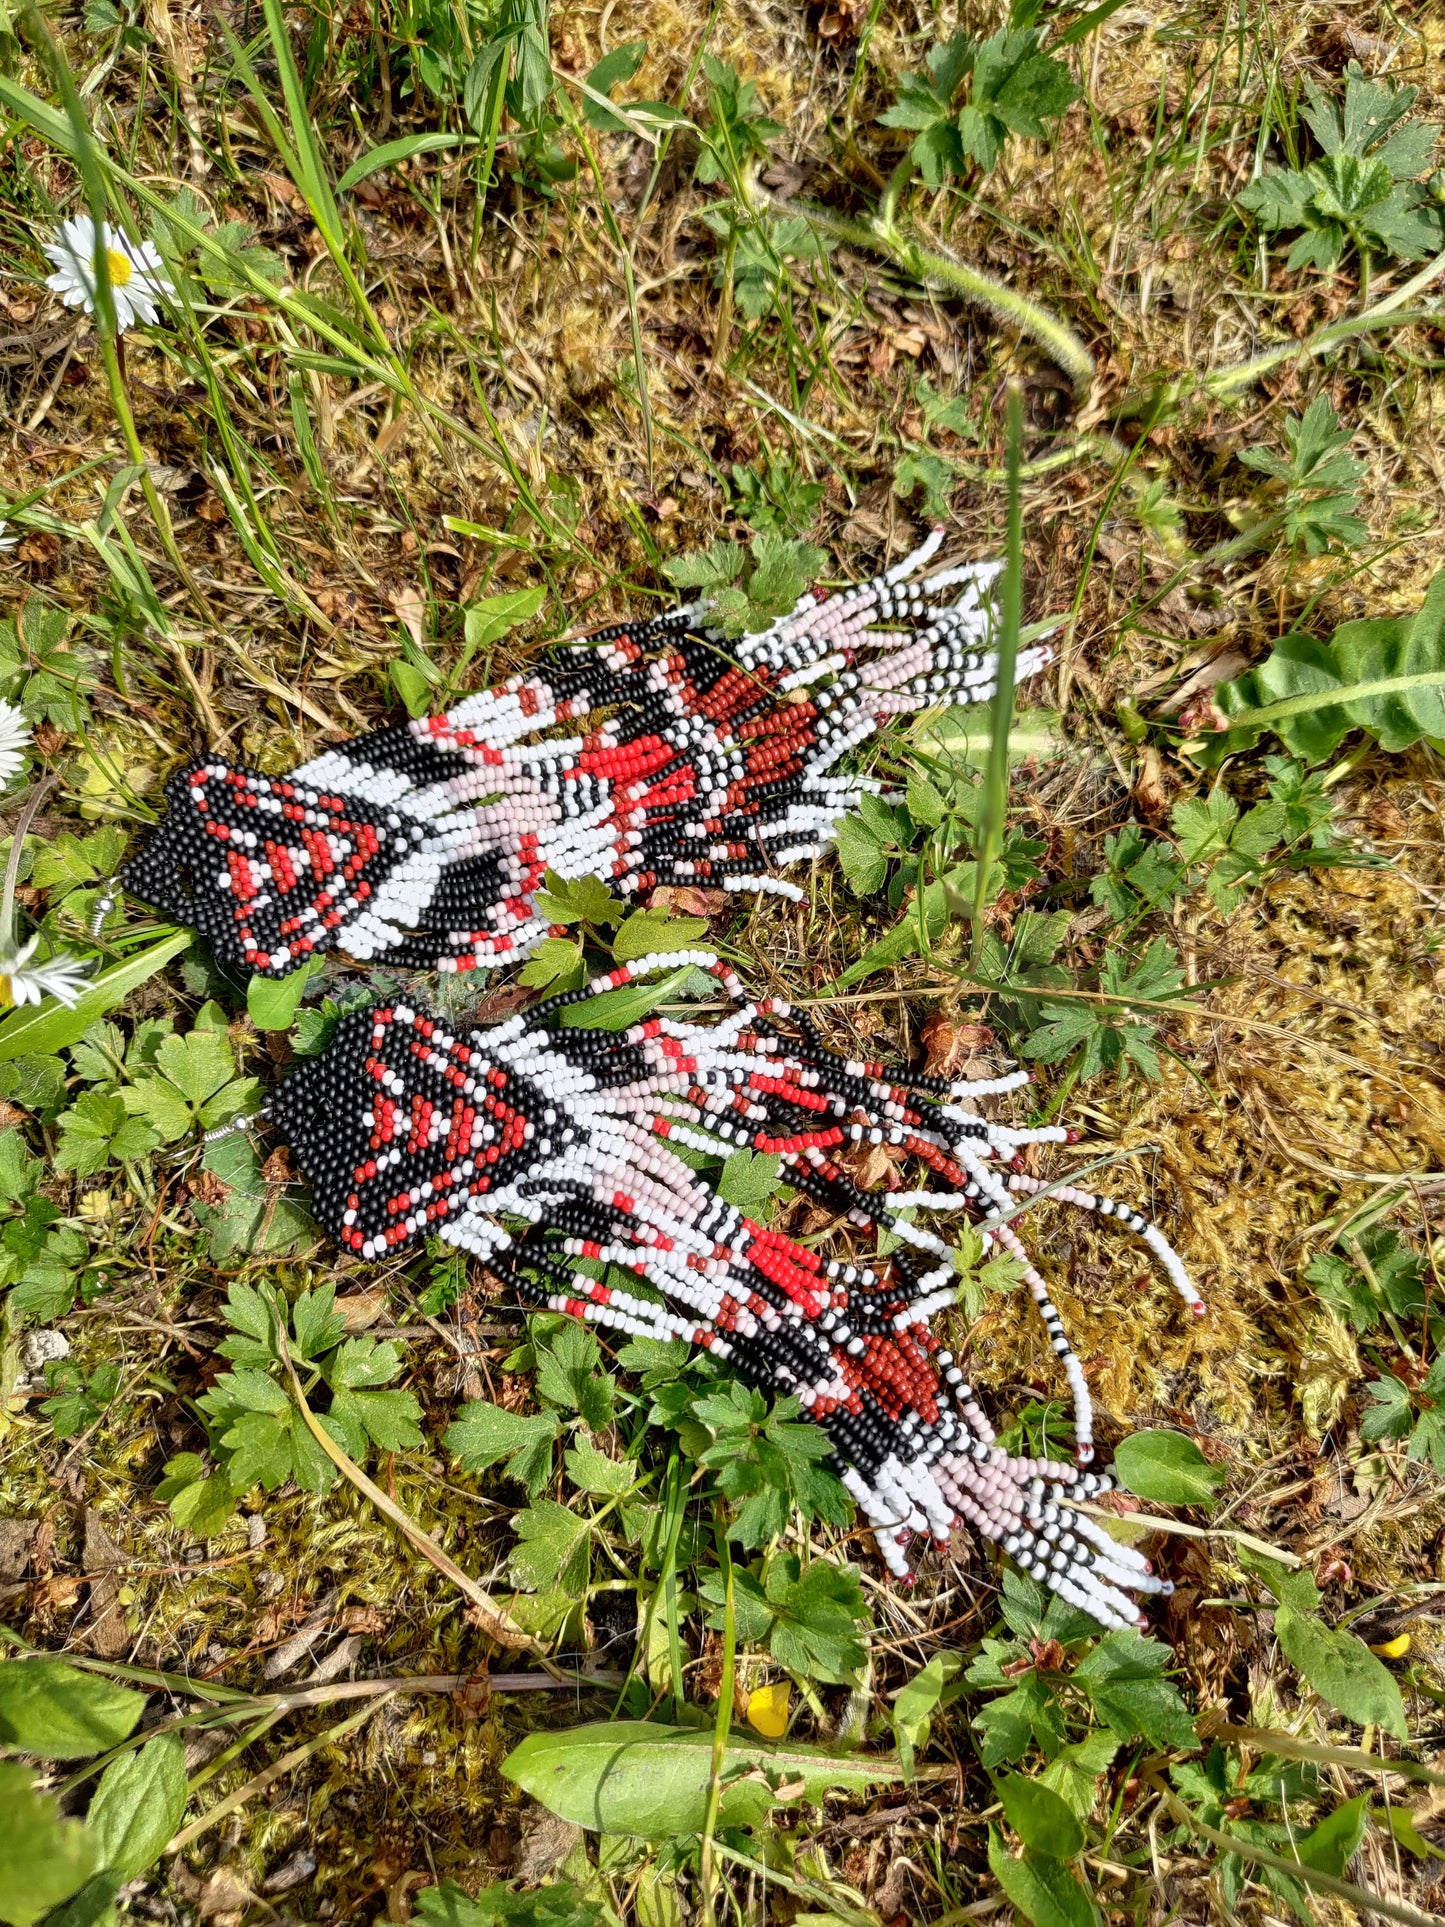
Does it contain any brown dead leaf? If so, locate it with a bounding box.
[387,585,427,646]
[468,980,537,1026]
[31,1576,84,1618]
[1134,744,1168,821]
[189,1166,229,1207]
[453,1670,492,1719]
[260,1146,296,1185]
[921,1012,994,1080]
[335,1286,388,1332]
[649,884,730,918]
[86,1590,132,1661]
[513,1811,581,1885]
[339,1603,387,1634]
[260,171,303,209]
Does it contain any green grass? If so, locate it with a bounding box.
[3,2,1445,1924]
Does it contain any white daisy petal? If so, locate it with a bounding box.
[0,699,30,787]
[0,520,16,553]
[41,213,172,335]
[0,937,92,1009]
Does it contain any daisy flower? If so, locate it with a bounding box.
[0,935,91,1009]
[42,214,172,333]
[0,700,30,787]
[0,521,15,553]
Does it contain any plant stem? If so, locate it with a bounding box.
[697,1527,737,1927]
[0,777,55,956]
[971,384,1023,962]
[786,198,1095,394]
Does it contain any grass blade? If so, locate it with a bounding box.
[971,382,1024,961]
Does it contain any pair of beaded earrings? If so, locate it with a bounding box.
[117,535,1200,1623]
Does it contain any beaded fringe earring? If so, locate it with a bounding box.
[109,531,1049,979]
[258,952,1201,1630]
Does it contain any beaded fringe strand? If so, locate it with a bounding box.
[268,952,1199,1630]
[115,532,1047,978]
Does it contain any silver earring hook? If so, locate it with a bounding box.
[89,884,118,940]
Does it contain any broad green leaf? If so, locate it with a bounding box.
[1112,1431,1226,1508]
[503,1720,904,1838]
[998,1774,1086,1858]
[0,1765,103,1927]
[612,911,709,963]
[1296,1793,1369,1876]
[1073,1632,1196,1750]
[834,814,889,895]
[0,931,191,1062]
[462,588,547,655]
[509,1499,590,1592]
[1274,1604,1407,1738]
[564,1436,635,1496]
[86,1736,187,1877]
[0,1659,144,1758]
[154,1454,236,1538]
[1204,570,1445,763]
[716,1149,780,1216]
[337,131,465,192]
[445,1399,560,1496]
[247,957,323,1032]
[558,968,693,1031]
[987,1831,1098,1927]
[413,1876,603,1927]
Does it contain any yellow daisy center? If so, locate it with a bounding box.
[0,975,15,1009]
[105,247,133,288]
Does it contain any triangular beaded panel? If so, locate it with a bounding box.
[121,762,425,977]
[270,1004,541,1256]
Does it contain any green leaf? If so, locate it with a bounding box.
[1274,1603,1407,1738]
[564,1436,635,1496]
[998,1774,1086,1858]
[715,1149,780,1217]
[973,1671,1066,1768]
[337,131,464,192]
[86,1735,187,1877]
[0,931,191,1062]
[1039,1732,1120,1817]
[462,587,547,656]
[509,1499,591,1592]
[0,1659,145,1758]
[518,936,584,991]
[445,1400,560,1496]
[0,1765,103,1927]
[1073,1632,1196,1750]
[1112,1431,1226,1508]
[612,910,709,963]
[834,813,890,895]
[534,1321,615,1430]
[54,1091,159,1178]
[247,957,324,1031]
[557,968,694,1032]
[987,1831,1098,1927]
[413,1876,602,1927]
[534,870,624,928]
[1204,569,1445,763]
[503,1721,904,1838]
[154,1454,236,1538]
[892,1652,961,1779]
[1296,1793,1369,1877]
